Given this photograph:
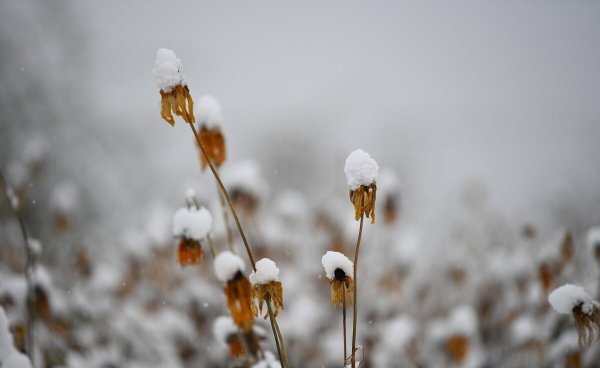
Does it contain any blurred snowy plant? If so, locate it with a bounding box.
[344,149,378,223]
[195,95,227,170]
[172,203,213,267]
[153,48,194,125]
[377,168,400,225]
[586,226,600,264]
[214,251,254,331]
[549,284,600,348]
[250,258,284,318]
[0,306,32,368]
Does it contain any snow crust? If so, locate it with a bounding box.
[172,206,212,241]
[249,258,280,285]
[152,48,183,92]
[196,95,224,128]
[214,251,246,282]
[321,251,353,280]
[548,284,593,314]
[344,149,379,190]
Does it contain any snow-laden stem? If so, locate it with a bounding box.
[188,123,292,367]
[351,213,364,368]
[0,172,35,365]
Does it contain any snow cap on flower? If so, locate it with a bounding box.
[196,95,224,128]
[321,251,354,280]
[344,149,379,190]
[214,251,246,282]
[152,48,183,92]
[549,284,593,314]
[212,316,238,344]
[249,258,280,285]
[172,206,213,241]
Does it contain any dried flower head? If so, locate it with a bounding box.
[214,252,255,331]
[172,205,213,267]
[250,258,284,318]
[344,149,379,223]
[195,95,227,169]
[153,48,195,125]
[445,334,470,363]
[549,284,600,348]
[322,251,354,307]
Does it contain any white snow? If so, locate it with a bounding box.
[344,149,379,190]
[0,306,32,368]
[152,48,183,92]
[381,315,417,349]
[212,316,237,344]
[252,351,282,368]
[214,251,246,282]
[27,238,42,256]
[51,182,79,212]
[321,251,354,280]
[185,188,196,201]
[172,206,213,241]
[377,168,400,197]
[196,95,224,128]
[548,284,593,314]
[249,258,280,285]
[222,160,268,200]
[586,226,600,249]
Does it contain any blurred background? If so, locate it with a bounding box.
[1,0,600,367]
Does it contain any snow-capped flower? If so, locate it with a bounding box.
[322,251,354,307]
[214,251,254,331]
[153,48,194,125]
[344,149,378,223]
[172,206,213,267]
[549,284,600,347]
[250,258,284,318]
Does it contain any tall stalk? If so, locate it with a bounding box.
[188,123,291,367]
[0,172,35,365]
[351,213,364,368]
[214,181,235,251]
[343,286,347,366]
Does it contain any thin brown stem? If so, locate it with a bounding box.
[351,214,364,368]
[266,295,286,367]
[188,123,291,366]
[206,234,217,258]
[0,172,34,364]
[189,123,256,269]
[343,285,347,366]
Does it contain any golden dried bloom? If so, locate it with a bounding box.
[153,49,195,125]
[349,183,377,224]
[445,334,470,363]
[160,85,195,125]
[177,238,203,267]
[330,272,354,308]
[252,281,284,318]
[198,126,226,170]
[573,302,600,348]
[224,272,255,331]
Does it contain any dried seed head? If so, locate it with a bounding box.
[350,183,377,224]
[252,281,284,318]
[445,334,470,363]
[177,238,203,267]
[330,276,353,308]
[224,272,255,331]
[573,302,600,348]
[197,126,226,170]
[159,85,195,125]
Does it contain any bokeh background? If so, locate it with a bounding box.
[1,1,600,367]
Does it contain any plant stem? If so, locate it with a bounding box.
[188,123,291,366]
[343,286,347,366]
[266,295,286,367]
[189,123,256,269]
[206,234,217,258]
[0,172,35,365]
[351,213,364,368]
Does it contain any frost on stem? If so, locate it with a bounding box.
[250,258,284,318]
[195,95,227,170]
[172,206,213,267]
[549,284,600,348]
[322,251,354,307]
[153,48,194,125]
[344,149,378,223]
[214,251,254,331]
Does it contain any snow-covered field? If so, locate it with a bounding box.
[2,1,600,367]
